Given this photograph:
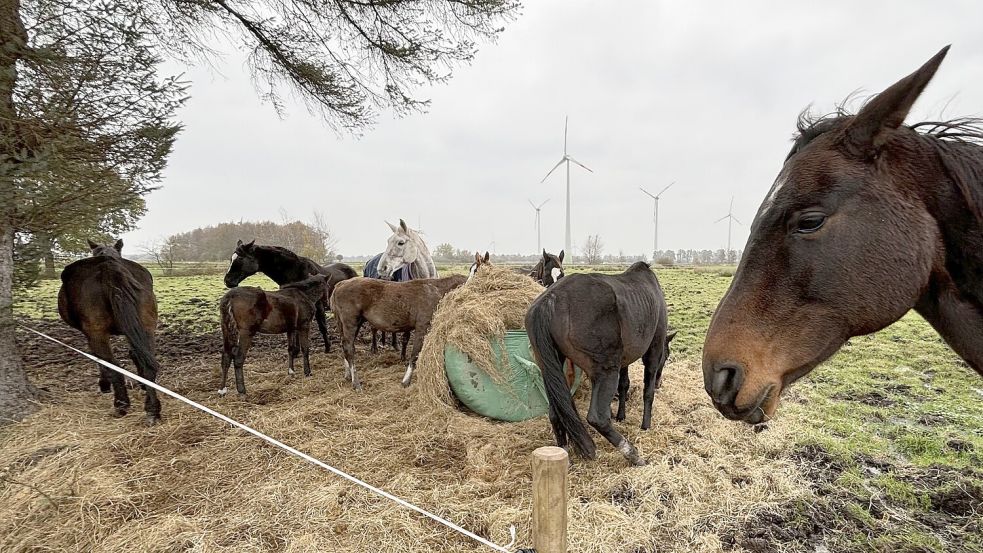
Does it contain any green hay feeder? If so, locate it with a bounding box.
[444,330,583,422]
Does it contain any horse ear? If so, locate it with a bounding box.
[386,220,398,233]
[87,239,98,250]
[483,251,490,263]
[842,45,949,157]
[244,240,255,252]
[113,239,123,252]
[399,219,408,233]
[666,329,678,343]
[558,250,565,262]
[474,251,481,263]
[542,249,547,258]
[236,239,243,248]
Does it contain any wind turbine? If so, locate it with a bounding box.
[528,198,550,253]
[714,197,743,253]
[639,181,675,260]
[541,116,593,256]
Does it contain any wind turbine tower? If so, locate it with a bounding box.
[715,197,743,253]
[541,116,593,256]
[639,181,675,260]
[529,198,550,253]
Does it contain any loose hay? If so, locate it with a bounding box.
[0,328,813,552]
[414,265,545,410]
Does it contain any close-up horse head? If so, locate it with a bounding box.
[378,219,420,279]
[703,45,983,424]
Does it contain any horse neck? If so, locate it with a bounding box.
[913,139,983,299]
[407,235,436,278]
[256,247,307,284]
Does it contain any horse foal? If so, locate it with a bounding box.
[219,276,328,395]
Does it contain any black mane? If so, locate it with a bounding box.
[789,104,983,218]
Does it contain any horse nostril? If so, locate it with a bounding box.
[710,363,743,405]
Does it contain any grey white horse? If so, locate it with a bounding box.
[378,219,438,280]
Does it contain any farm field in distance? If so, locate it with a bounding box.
[3,264,981,552]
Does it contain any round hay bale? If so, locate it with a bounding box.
[444,329,583,421]
[414,265,582,420]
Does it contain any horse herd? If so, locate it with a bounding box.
[54,48,982,464]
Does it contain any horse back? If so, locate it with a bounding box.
[58,257,156,332]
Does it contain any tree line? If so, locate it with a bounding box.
[147,217,338,269]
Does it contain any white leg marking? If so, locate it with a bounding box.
[288,367,295,376]
[401,363,414,387]
[217,387,228,396]
[343,359,351,379]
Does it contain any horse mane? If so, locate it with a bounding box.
[791,103,983,219]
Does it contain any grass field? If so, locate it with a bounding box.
[4,265,981,552]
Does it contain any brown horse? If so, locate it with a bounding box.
[331,274,467,390]
[529,249,565,286]
[703,46,983,425]
[467,251,491,281]
[224,240,357,353]
[219,275,328,396]
[58,239,161,424]
[526,261,674,466]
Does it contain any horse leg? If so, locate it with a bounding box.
[390,331,398,351]
[130,337,162,426]
[286,330,298,377]
[640,341,663,431]
[401,332,422,388]
[314,300,331,353]
[400,331,410,364]
[219,337,233,396]
[586,368,645,466]
[299,328,312,377]
[88,334,129,417]
[371,329,378,354]
[615,365,629,422]
[234,333,253,396]
[339,314,361,391]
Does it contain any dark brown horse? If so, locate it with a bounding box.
[224,240,357,353]
[703,46,983,425]
[219,275,328,396]
[526,261,674,466]
[58,239,162,424]
[525,249,565,286]
[331,275,467,390]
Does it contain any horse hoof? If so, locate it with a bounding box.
[614,413,626,423]
[401,379,411,388]
[112,408,128,418]
[145,415,161,427]
[217,387,228,396]
[238,392,247,399]
[99,382,111,393]
[631,457,648,467]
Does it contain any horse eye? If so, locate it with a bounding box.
[397,241,405,246]
[795,212,827,234]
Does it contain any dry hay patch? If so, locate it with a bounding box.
[1,339,811,552]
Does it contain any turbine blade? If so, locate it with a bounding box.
[714,215,729,223]
[567,156,593,172]
[657,181,675,197]
[729,196,734,213]
[528,199,537,209]
[732,216,743,225]
[564,116,568,155]
[539,198,550,208]
[541,158,565,182]
[639,187,656,199]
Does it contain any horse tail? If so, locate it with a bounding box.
[526,294,596,459]
[220,293,239,353]
[106,270,158,375]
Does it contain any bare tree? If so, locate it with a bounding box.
[581,234,604,265]
[141,237,177,275]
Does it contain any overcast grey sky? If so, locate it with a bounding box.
[122,1,983,258]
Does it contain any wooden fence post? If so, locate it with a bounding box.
[532,446,568,553]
